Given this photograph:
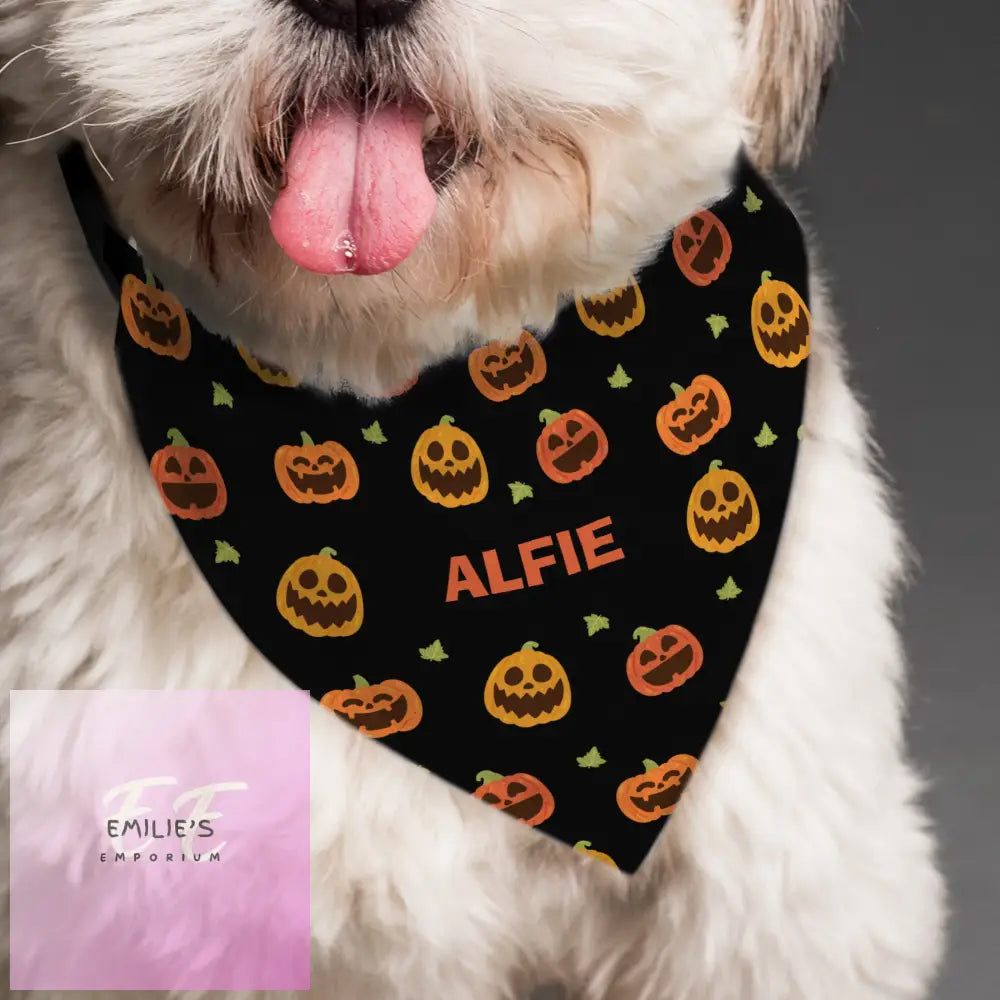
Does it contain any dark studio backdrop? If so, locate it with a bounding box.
[795,2,999,998]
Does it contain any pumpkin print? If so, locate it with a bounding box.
[750,271,811,367]
[574,275,645,337]
[274,431,359,504]
[468,330,547,402]
[616,755,698,823]
[320,673,422,737]
[656,375,731,455]
[276,547,364,637]
[574,841,618,868]
[671,210,732,286]
[237,342,299,386]
[627,626,704,696]
[473,770,554,826]
[536,408,609,483]
[686,460,760,553]
[121,274,191,359]
[411,415,488,507]
[484,641,571,727]
[149,427,227,519]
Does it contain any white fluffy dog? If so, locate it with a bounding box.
[0,0,947,997]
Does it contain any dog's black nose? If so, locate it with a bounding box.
[287,0,419,34]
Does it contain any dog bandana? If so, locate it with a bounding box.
[60,143,809,874]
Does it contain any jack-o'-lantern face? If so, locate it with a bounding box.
[536,408,609,484]
[411,415,488,507]
[575,276,646,337]
[616,755,698,823]
[627,626,704,696]
[149,428,227,519]
[672,210,732,286]
[473,770,555,826]
[276,547,364,637]
[237,343,299,386]
[121,274,191,359]
[686,460,760,553]
[656,375,732,455]
[751,272,811,367]
[274,432,359,504]
[320,675,422,737]
[484,642,571,727]
[468,331,547,402]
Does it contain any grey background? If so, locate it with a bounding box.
[796,2,999,997]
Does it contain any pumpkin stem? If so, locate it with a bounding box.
[708,459,723,472]
[165,428,190,448]
[670,383,685,398]
[352,674,369,689]
[521,641,540,652]
[319,546,338,558]
[144,267,156,287]
[538,409,562,427]
[475,770,504,785]
[760,270,772,285]
[439,415,456,426]
[300,431,315,447]
[632,627,657,643]
[574,840,592,850]
[642,758,660,772]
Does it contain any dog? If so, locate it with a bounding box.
[0,1,947,997]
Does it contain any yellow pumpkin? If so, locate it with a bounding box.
[574,275,646,337]
[237,342,299,386]
[484,641,571,727]
[686,460,759,553]
[411,415,488,507]
[750,271,811,367]
[276,547,363,637]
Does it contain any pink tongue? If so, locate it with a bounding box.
[270,102,436,275]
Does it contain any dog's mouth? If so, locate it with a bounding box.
[269,96,477,278]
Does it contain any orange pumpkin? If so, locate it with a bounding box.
[616,755,698,823]
[536,408,609,484]
[671,210,732,286]
[149,428,227,519]
[320,674,422,738]
[573,840,618,868]
[626,626,704,696]
[121,273,191,359]
[237,343,298,386]
[472,770,554,826]
[656,375,731,455]
[274,432,359,504]
[468,330,547,402]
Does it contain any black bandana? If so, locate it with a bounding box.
[60,144,809,874]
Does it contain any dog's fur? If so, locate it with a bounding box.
[0,1,947,997]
